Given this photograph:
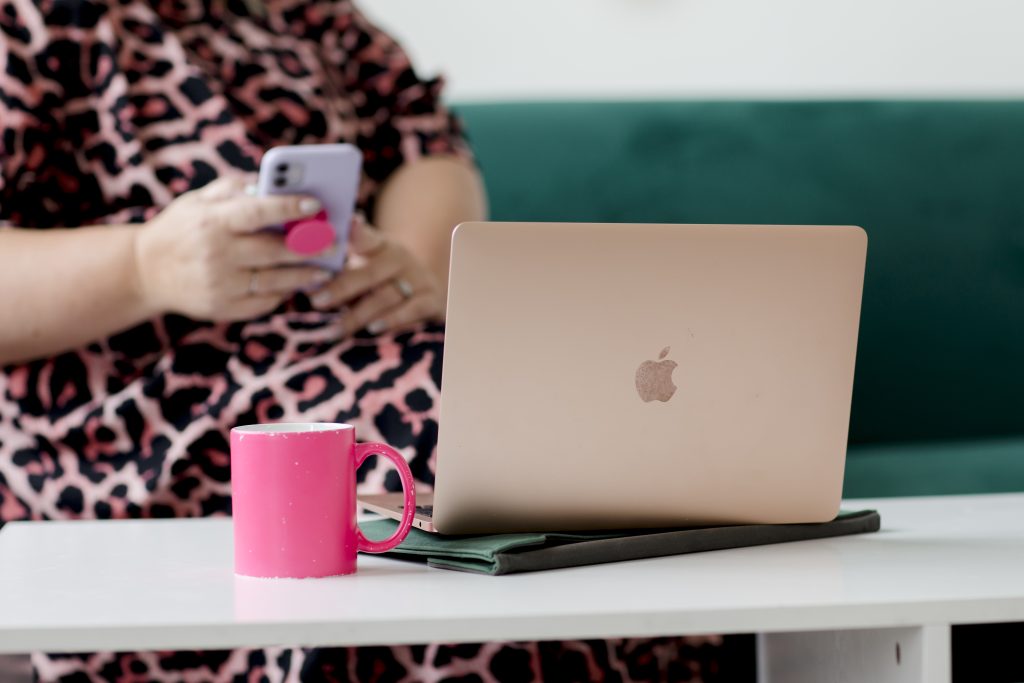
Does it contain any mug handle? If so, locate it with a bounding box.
[355,442,417,553]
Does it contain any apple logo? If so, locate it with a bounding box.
[635,346,678,403]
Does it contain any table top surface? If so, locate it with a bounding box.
[1,492,1023,654]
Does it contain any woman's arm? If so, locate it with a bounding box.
[0,224,151,365]
[322,4,485,298]
[373,156,488,299]
[0,179,330,366]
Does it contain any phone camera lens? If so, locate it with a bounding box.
[274,177,287,188]
[276,163,290,173]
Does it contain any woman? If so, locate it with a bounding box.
[0,0,724,680]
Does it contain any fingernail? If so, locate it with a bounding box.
[312,292,332,307]
[244,184,258,196]
[299,197,322,215]
[367,320,386,335]
[313,270,332,283]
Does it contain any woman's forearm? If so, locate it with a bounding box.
[0,225,154,365]
[0,158,486,365]
[373,156,488,301]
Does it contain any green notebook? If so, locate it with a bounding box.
[359,509,881,575]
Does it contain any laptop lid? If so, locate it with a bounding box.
[432,222,866,534]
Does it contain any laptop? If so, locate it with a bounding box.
[359,222,867,535]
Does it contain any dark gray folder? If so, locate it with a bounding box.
[359,509,881,575]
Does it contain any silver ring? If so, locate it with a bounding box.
[394,278,414,300]
[248,271,260,296]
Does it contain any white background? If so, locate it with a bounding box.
[363,0,1024,101]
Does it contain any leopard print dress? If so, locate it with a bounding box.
[0,1,724,680]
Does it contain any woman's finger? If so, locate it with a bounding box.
[209,194,323,234]
[339,281,407,335]
[237,266,333,299]
[311,247,405,309]
[232,233,338,268]
[364,294,438,335]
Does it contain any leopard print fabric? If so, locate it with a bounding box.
[0,1,725,680]
[36,638,726,682]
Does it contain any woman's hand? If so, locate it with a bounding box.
[133,177,335,321]
[310,216,445,335]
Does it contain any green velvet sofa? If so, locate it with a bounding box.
[455,101,1024,498]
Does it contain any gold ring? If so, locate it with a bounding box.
[394,278,414,300]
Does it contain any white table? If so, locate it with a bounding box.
[1,494,1023,682]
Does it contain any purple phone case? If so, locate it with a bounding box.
[257,143,363,271]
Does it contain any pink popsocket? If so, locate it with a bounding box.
[284,209,335,255]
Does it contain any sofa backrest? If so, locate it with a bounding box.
[456,101,1024,445]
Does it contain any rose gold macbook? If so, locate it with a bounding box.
[359,222,867,535]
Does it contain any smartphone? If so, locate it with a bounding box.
[257,143,363,272]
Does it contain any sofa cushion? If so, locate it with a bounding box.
[844,437,1024,498]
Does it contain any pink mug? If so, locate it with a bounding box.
[231,422,416,578]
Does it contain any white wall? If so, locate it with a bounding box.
[362,0,1024,101]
